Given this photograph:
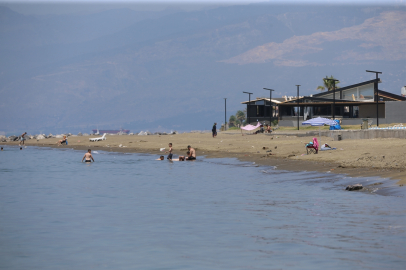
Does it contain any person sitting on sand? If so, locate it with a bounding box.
[254,125,264,134]
[186,145,196,160]
[56,135,67,145]
[82,149,94,163]
[266,125,272,133]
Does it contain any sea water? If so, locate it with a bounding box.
[0,146,405,270]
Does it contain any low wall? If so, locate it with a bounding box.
[386,101,406,123]
[279,119,305,127]
[315,129,406,140]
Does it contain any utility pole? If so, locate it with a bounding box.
[296,85,300,130]
[366,70,382,126]
[224,98,227,131]
[263,88,275,126]
[243,92,253,124]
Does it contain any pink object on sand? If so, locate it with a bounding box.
[312,137,319,151]
[240,122,261,131]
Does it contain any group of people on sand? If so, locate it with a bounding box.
[254,124,272,134]
[15,132,67,146]
[160,143,196,161]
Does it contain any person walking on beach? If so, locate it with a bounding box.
[19,132,27,146]
[82,149,95,163]
[165,143,173,160]
[186,145,196,160]
[212,123,217,138]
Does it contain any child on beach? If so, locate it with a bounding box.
[19,132,27,146]
[165,143,173,160]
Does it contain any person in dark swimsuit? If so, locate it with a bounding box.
[82,149,94,163]
[165,143,173,160]
[186,145,196,160]
[56,135,67,145]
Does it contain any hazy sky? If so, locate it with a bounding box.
[1,0,405,132]
[2,0,405,15]
[2,0,404,3]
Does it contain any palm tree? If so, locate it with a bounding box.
[228,115,237,127]
[317,75,340,91]
[236,110,246,125]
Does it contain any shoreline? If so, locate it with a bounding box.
[3,131,405,186]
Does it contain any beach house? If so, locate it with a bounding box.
[242,78,406,127]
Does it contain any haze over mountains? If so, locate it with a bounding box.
[1,3,405,134]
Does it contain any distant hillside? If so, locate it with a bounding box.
[0,4,405,134]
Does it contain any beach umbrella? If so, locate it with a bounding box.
[302,117,337,143]
[302,117,337,126]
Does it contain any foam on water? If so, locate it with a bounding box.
[0,145,405,270]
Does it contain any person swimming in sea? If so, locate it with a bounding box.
[82,149,94,163]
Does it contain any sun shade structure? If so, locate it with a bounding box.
[302,117,337,126]
[240,122,261,131]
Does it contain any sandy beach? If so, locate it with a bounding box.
[5,130,405,186]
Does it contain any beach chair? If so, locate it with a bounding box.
[306,137,319,154]
[89,133,107,142]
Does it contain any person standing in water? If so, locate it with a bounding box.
[165,143,173,160]
[19,132,27,146]
[212,123,217,138]
[82,149,95,163]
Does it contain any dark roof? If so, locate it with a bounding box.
[280,101,385,106]
[313,79,379,98]
[378,89,406,101]
[281,96,359,104]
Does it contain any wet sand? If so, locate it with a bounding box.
[6,130,405,185]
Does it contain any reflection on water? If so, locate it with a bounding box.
[0,146,405,270]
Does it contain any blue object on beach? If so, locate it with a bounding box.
[329,120,341,130]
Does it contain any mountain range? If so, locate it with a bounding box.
[0,3,405,134]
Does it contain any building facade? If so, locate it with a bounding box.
[242,78,406,127]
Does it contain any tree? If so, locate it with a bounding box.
[317,75,340,92]
[228,115,237,127]
[236,110,246,125]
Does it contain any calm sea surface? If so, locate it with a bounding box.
[0,146,405,270]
